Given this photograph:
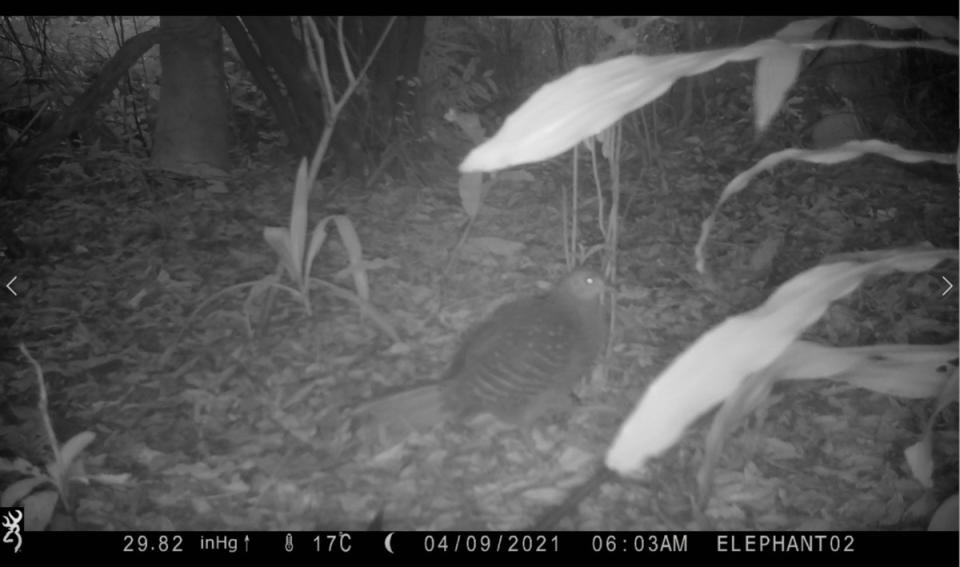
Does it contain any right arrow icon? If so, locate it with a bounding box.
[942,276,955,297]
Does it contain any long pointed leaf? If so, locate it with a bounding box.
[290,158,312,278]
[58,431,96,470]
[331,215,369,301]
[2,476,50,507]
[754,43,803,132]
[263,227,301,283]
[606,247,956,475]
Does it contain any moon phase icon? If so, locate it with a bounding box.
[385,532,395,554]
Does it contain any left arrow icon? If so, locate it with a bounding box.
[5,276,17,296]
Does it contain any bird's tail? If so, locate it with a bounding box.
[353,383,454,443]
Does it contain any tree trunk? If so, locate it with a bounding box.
[240,16,334,164]
[219,16,307,155]
[386,16,426,137]
[152,16,229,177]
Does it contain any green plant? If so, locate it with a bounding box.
[0,345,98,531]
[163,18,400,362]
[258,156,395,338]
[455,16,958,509]
[460,16,957,281]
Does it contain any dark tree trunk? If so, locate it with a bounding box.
[237,15,366,176]
[383,16,426,137]
[328,16,426,172]
[223,17,425,181]
[152,16,230,176]
[219,16,307,155]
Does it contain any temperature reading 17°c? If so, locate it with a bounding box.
[315,533,353,553]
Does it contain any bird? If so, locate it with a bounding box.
[355,269,608,437]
